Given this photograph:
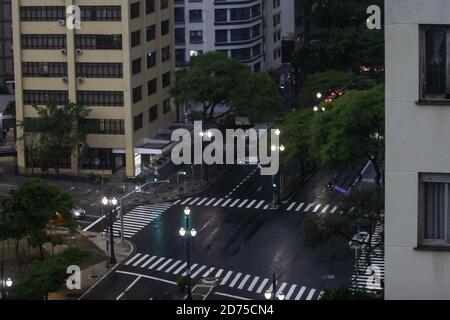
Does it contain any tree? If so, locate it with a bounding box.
[4,100,15,116]
[19,101,90,174]
[171,52,249,121]
[308,84,384,187]
[3,178,76,261]
[10,247,90,300]
[300,189,384,266]
[230,72,282,123]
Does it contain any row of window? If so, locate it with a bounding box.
[131,20,170,47]
[132,72,171,103]
[79,119,125,135]
[25,148,72,169]
[22,62,123,78]
[21,34,123,50]
[20,6,122,22]
[131,0,169,19]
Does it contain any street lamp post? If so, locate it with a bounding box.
[179,207,197,300]
[264,273,285,300]
[199,130,212,183]
[271,129,285,206]
[102,196,118,265]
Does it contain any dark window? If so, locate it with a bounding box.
[75,35,122,49]
[21,34,67,50]
[162,72,171,88]
[132,58,141,75]
[231,28,251,42]
[20,6,65,21]
[163,98,171,114]
[82,148,114,169]
[79,119,125,135]
[149,105,158,122]
[161,0,168,9]
[146,25,156,42]
[215,9,227,22]
[175,7,185,24]
[22,62,67,77]
[131,30,141,47]
[130,2,140,19]
[175,49,186,66]
[77,91,124,106]
[189,9,202,22]
[80,6,122,21]
[190,30,203,43]
[146,0,155,14]
[230,8,250,21]
[147,78,157,95]
[175,28,185,44]
[23,90,68,105]
[161,20,170,36]
[133,86,142,103]
[162,46,171,62]
[215,30,227,43]
[147,51,157,68]
[134,113,143,131]
[76,63,123,78]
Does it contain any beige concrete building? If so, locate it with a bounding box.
[11,0,176,178]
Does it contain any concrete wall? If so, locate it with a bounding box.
[386,0,450,300]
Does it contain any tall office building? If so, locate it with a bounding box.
[0,0,14,91]
[174,0,265,72]
[386,0,450,299]
[12,0,176,178]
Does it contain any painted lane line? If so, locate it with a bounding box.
[238,199,249,208]
[173,262,187,275]
[165,260,182,273]
[295,203,305,212]
[220,271,234,286]
[229,273,242,288]
[173,199,181,205]
[255,200,265,209]
[116,270,176,285]
[125,253,141,266]
[295,286,306,300]
[238,275,251,290]
[83,215,105,232]
[230,199,240,207]
[247,276,260,292]
[306,288,316,300]
[116,276,142,300]
[213,198,224,207]
[287,202,297,211]
[221,199,232,207]
[246,200,257,209]
[132,254,150,267]
[285,284,297,300]
[197,198,208,206]
[189,198,201,205]
[156,259,173,271]
[256,278,269,294]
[191,265,207,278]
[205,198,216,206]
[321,204,330,214]
[148,257,165,270]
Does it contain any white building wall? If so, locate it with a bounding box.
[386,0,450,300]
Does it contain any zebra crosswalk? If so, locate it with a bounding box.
[352,224,384,291]
[104,203,173,239]
[123,253,322,300]
[173,197,340,215]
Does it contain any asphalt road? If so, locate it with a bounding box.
[82,162,379,300]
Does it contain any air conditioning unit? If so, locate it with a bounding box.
[61,48,67,55]
[77,76,84,83]
[75,48,82,55]
[62,77,68,83]
[58,19,66,26]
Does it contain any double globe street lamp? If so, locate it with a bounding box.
[102,196,118,265]
[264,273,285,300]
[199,130,213,183]
[179,207,197,300]
[0,277,13,299]
[271,129,285,206]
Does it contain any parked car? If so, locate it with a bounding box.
[71,207,86,220]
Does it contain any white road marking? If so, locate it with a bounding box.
[205,198,216,206]
[331,205,339,213]
[286,202,296,211]
[125,253,141,266]
[156,259,173,271]
[180,198,192,205]
[220,271,234,285]
[132,254,149,267]
[173,262,187,275]
[295,286,307,300]
[83,215,105,232]
[229,273,242,288]
[238,275,251,290]
[304,203,315,212]
[306,288,316,300]
[141,256,157,268]
[191,265,207,278]
[197,198,208,206]
[295,203,305,212]
[116,276,142,300]
[321,204,330,214]
[189,197,200,205]
[255,200,265,209]
[277,282,288,296]
[285,284,297,300]
[213,198,224,206]
[214,292,251,300]
[221,199,232,207]
[215,269,224,278]
[238,199,249,208]
[165,260,182,273]
[256,278,269,294]
[313,204,322,213]
[230,199,240,207]
[247,276,260,292]
[148,257,165,270]
[246,200,257,209]
[116,270,176,285]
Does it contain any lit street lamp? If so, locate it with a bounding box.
[271,129,285,206]
[265,273,285,300]
[0,276,12,299]
[316,92,322,99]
[179,207,197,300]
[102,195,118,265]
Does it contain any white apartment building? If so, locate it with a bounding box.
[173,0,296,72]
[386,0,450,299]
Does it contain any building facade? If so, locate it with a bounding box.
[12,0,176,178]
[0,0,14,91]
[386,0,450,299]
[174,0,296,72]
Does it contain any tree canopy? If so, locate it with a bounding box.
[171,52,282,122]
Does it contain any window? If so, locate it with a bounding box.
[163,98,171,114]
[82,148,114,170]
[133,86,142,103]
[230,8,250,21]
[79,119,125,135]
[161,20,170,36]
[231,28,251,41]
[190,30,203,43]
[149,105,158,122]
[77,91,124,106]
[22,62,67,77]
[21,34,66,49]
[215,9,227,22]
[419,174,450,246]
[161,0,168,9]
[131,30,141,47]
[26,148,71,169]
[146,25,156,42]
[23,90,68,105]
[175,28,186,44]
[146,0,155,14]
[148,78,157,96]
[76,63,123,78]
[189,9,202,22]
[80,6,122,21]
[162,72,171,88]
[20,6,65,21]
[132,58,141,75]
[216,30,227,43]
[421,26,450,100]
[175,7,185,24]
[134,113,143,131]
[147,51,157,68]
[162,46,171,62]
[130,2,140,19]
[75,35,122,49]
[176,49,186,66]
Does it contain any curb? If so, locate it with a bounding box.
[78,239,136,300]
